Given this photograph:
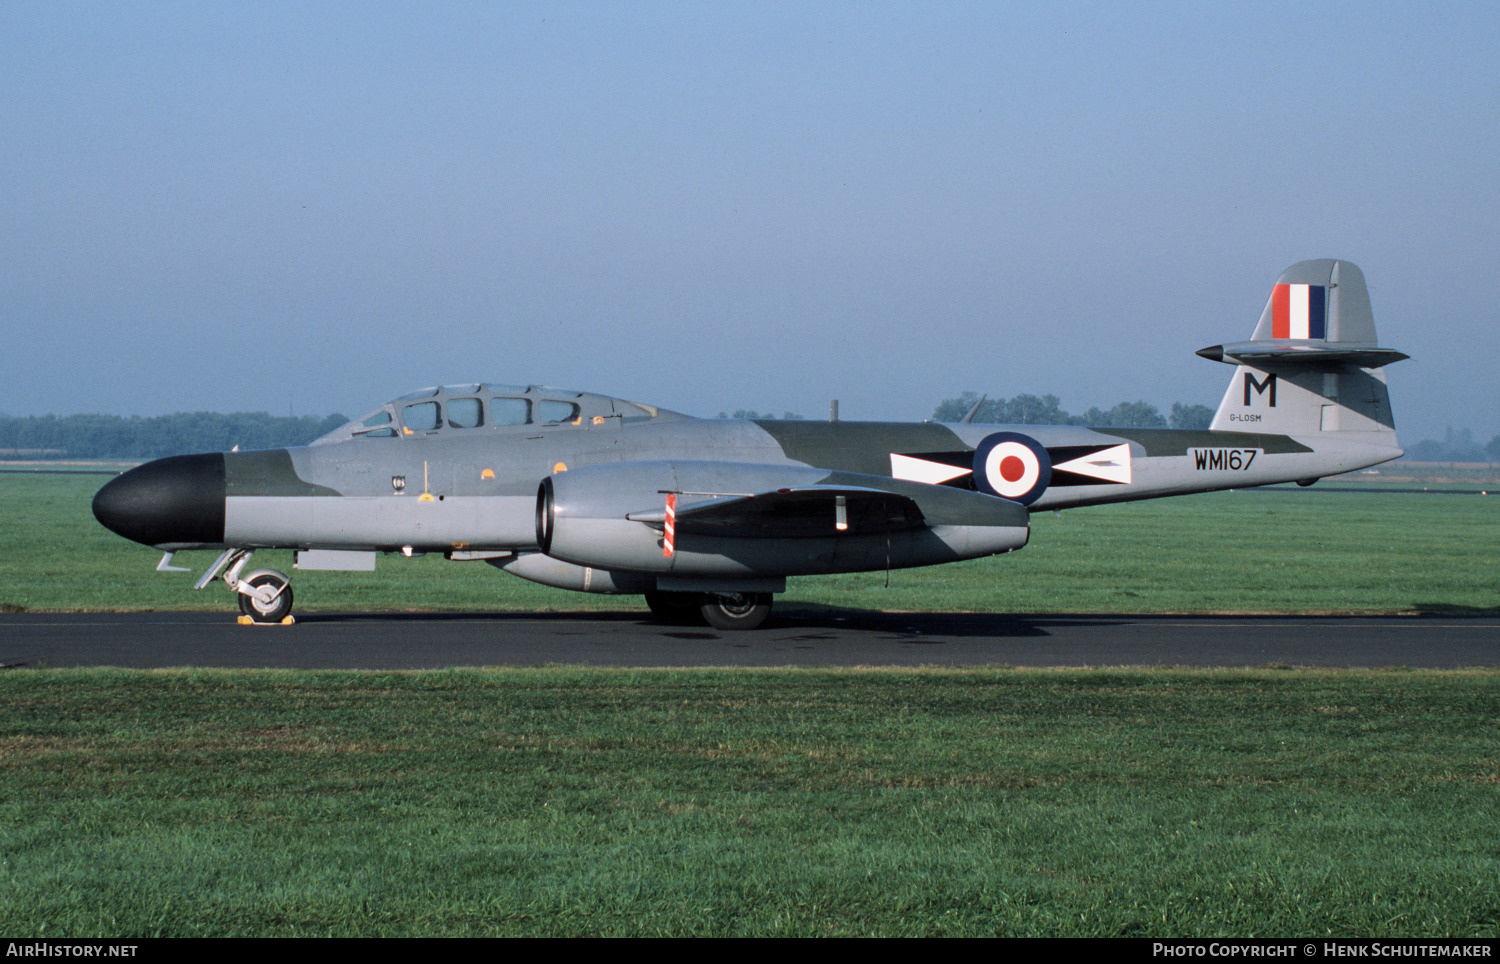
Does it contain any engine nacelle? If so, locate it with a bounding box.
[538,461,825,575]
[536,460,1029,578]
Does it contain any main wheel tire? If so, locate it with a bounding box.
[644,590,706,625]
[238,571,294,623]
[700,592,772,631]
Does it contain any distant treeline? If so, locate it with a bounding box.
[716,410,807,420]
[933,393,1215,430]
[0,412,349,460]
[1404,428,1500,464]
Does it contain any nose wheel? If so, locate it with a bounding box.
[236,569,294,623]
[195,550,297,625]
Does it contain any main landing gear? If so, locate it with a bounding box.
[193,549,294,624]
[644,590,774,631]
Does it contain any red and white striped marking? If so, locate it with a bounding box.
[663,492,677,559]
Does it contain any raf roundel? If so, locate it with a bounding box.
[972,432,1051,505]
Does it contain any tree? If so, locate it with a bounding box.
[932,393,1194,429]
[931,393,1064,424]
[1405,431,1489,463]
[931,392,984,422]
[716,410,803,420]
[1002,394,1069,425]
[1442,427,1486,462]
[0,412,348,459]
[1408,439,1445,462]
[1170,403,1215,430]
[1083,401,1167,428]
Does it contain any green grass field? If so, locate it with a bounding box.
[1,470,1495,616]
[1,668,1496,937]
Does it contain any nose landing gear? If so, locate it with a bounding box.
[236,570,294,623]
[195,549,296,624]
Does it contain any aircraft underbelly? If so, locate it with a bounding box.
[546,517,1028,577]
[224,494,536,550]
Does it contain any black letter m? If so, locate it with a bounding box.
[1244,372,1277,407]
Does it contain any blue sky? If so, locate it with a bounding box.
[3,1,1495,444]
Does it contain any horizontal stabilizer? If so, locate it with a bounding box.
[1197,342,1408,368]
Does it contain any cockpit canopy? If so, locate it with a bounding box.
[313,384,682,445]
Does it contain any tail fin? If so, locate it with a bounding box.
[1198,260,1406,445]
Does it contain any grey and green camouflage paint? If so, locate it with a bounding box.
[92,260,1405,626]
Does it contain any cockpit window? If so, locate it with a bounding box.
[448,397,483,429]
[355,410,397,438]
[403,401,441,432]
[539,400,579,423]
[311,384,684,447]
[492,397,530,425]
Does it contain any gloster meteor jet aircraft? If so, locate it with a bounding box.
[93,259,1406,629]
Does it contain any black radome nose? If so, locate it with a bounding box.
[92,453,227,547]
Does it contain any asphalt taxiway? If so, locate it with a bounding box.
[1,610,1495,669]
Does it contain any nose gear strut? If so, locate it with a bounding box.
[193,548,295,624]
